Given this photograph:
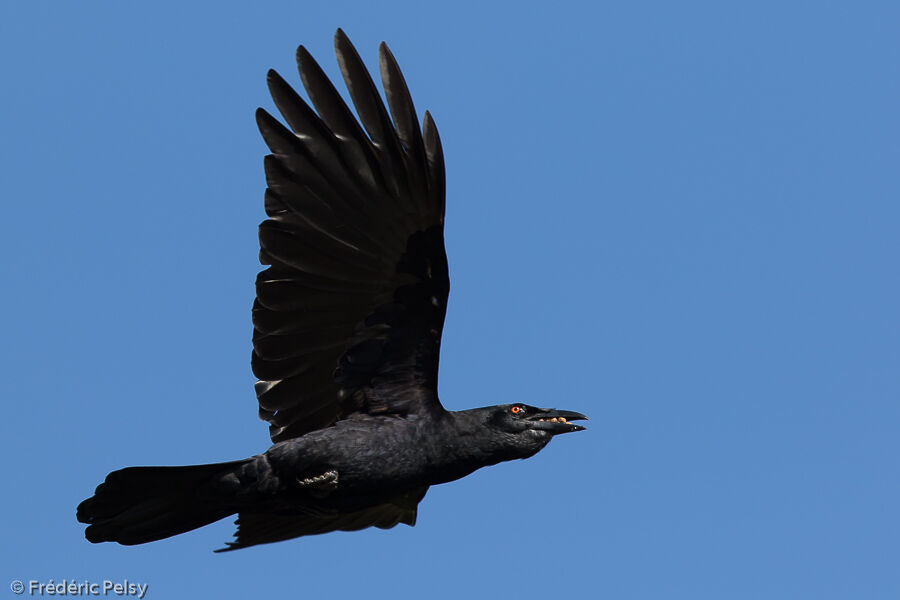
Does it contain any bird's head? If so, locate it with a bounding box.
[490,403,588,435]
[476,403,588,458]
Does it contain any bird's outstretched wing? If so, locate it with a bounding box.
[253,29,449,442]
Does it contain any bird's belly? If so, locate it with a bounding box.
[268,423,434,496]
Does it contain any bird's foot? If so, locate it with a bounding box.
[296,469,339,495]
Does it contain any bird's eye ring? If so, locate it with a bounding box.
[510,406,523,414]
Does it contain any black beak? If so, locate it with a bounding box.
[527,408,588,434]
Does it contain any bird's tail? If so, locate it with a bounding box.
[76,459,250,546]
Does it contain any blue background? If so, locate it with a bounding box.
[2,2,898,598]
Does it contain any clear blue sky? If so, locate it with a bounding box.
[1,2,898,599]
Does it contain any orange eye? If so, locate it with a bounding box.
[511,406,522,414]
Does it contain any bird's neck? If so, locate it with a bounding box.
[419,411,545,485]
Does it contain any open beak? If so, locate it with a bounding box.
[527,408,588,434]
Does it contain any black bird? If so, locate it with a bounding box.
[76,29,587,552]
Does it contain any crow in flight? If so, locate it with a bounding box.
[76,29,587,551]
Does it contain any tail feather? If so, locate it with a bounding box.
[77,460,248,545]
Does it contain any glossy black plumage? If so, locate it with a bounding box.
[76,30,586,551]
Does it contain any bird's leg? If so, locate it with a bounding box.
[296,469,339,497]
